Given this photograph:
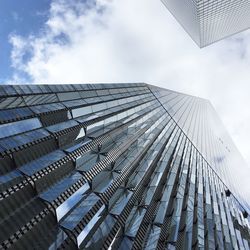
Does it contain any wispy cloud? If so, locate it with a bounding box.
[8,0,250,173]
[11,11,21,22]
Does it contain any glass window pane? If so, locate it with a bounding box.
[62,99,87,108]
[0,97,25,109]
[72,106,92,118]
[23,94,58,106]
[30,103,65,114]
[85,215,115,248]
[46,120,79,133]
[0,128,50,151]
[19,150,65,176]
[39,172,83,202]
[56,182,90,221]
[0,107,34,122]
[64,138,92,153]
[0,118,42,139]
[77,205,105,246]
[57,92,81,101]
[60,193,99,230]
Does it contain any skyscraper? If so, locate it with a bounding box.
[161,0,250,47]
[0,83,249,249]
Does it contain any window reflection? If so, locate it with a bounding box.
[0,118,42,139]
[0,128,49,152]
[56,182,90,221]
[0,107,34,122]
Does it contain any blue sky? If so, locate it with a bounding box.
[0,0,50,82]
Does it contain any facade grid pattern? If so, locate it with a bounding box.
[0,83,249,249]
[161,0,250,47]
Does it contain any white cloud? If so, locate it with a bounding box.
[9,0,250,202]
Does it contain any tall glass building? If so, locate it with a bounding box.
[0,83,249,249]
[161,0,250,47]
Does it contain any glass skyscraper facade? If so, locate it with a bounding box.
[0,83,249,249]
[161,0,250,47]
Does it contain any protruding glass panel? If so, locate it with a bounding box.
[60,193,99,230]
[0,96,24,109]
[46,120,79,133]
[77,205,106,247]
[144,226,161,250]
[47,229,69,250]
[57,92,81,102]
[0,118,42,139]
[40,172,83,202]
[64,138,92,153]
[0,107,34,122]
[23,94,58,106]
[30,103,65,114]
[125,207,146,237]
[92,171,119,193]
[0,170,23,192]
[56,182,90,221]
[19,150,65,176]
[119,237,133,250]
[72,106,92,118]
[84,215,115,249]
[0,128,50,152]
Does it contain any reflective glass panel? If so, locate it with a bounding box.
[0,118,42,139]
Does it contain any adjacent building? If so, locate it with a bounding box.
[161,0,250,47]
[0,83,249,249]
